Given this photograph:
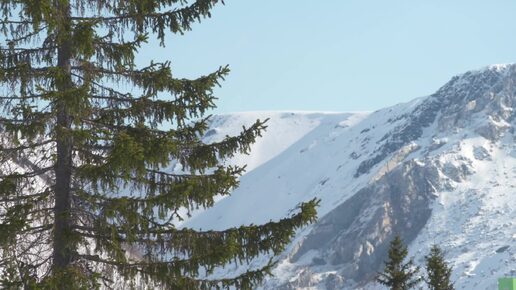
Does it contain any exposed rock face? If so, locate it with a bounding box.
[473,146,491,161]
[287,157,471,287]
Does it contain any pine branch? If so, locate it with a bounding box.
[0,188,52,203]
[0,139,54,153]
[0,65,54,85]
[71,198,317,286]
[0,20,33,24]
[70,0,223,43]
[4,25,48,45]
[129,257,274,290]
[18,224,53,235]
[0,166,53,179]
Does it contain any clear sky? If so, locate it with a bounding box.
[137,0,516,114]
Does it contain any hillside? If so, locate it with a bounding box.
[185,64,516,289]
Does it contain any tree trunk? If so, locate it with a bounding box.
[52,0,74,272]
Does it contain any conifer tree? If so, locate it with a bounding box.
[0,1,319,288]
[377,235,422,290]
[425,245,454,290]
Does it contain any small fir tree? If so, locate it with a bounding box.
[425,245,454,290]
[377,235,422,290]
[0,1,319,289]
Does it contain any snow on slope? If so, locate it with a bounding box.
[187,110,377,229]
[185,64,516,289]
[202,112,344,173]
[169,111,352,226]
[410,136,516,290]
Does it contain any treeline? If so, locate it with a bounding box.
[377,235,454,290]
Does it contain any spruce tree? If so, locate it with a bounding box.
[0,1,319,289]
[425,245,454,290]
[377,235,422,290]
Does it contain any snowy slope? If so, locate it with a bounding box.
[188,111,371,229]
[202,112,347,173]
[185,64,516,289]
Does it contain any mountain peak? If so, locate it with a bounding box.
[355,63,516,176]
[453,63,515,82]
[436,64,516,96]
[476,63,514,73]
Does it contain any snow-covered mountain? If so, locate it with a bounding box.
[185,64,516,289]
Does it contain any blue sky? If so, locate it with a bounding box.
[138,1,516,113]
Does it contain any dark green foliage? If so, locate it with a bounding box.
[0,1,319,289]
[425,245,454,290]
[377,235,422,290]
